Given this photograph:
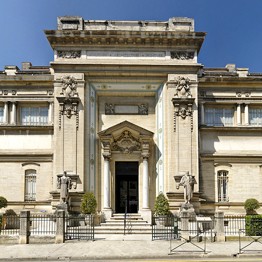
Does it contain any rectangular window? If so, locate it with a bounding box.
[205,107,234,126]
[0,107,3,123]
[25,170,36,201]
[21,107,48,126]
[249,108,262,126]
[218,171,228,202]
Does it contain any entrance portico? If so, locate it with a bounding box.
[98,121,154,222]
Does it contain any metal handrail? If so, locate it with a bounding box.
[124,198,127,235]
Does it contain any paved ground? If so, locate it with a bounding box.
[0,234,262,261]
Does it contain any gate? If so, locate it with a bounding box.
[152,215,178,240]
[65,214,94,241]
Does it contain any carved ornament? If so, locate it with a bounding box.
[172,97,195,132]
[57,75,80,129]
[171,51,194,60]
[174,76,192,98]
[57,50,81,59]
[111,130,141,153]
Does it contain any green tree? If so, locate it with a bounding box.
[81,192,97,214]
[0,196,7,210]
[244,198,260,215]
[154,192,170,216]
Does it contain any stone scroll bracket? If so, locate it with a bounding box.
[172,98,195,132]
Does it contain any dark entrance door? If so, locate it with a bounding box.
[115,161,139,213]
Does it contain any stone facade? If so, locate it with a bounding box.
[0,16,261,218]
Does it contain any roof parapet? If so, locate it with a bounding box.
[4,66,19,75]
[57,16,195,32]
[237,68,249,77]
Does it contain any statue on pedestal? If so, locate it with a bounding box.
[57,171,72,204]
[176,171,196,204]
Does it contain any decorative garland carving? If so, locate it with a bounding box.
[57,75,80,129]
[111,130,141,153]
[174,76,192,98]
[57,51,81,59]
[172,98,195,132]
[171,51,194,60]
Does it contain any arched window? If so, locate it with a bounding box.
[217,170,228,202]
[25,169,36,201]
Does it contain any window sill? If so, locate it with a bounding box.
[200,125,262,131]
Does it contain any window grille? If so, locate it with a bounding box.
[217,170,229,202]
[205,108,234,126]
[25,169,36,201]
[21,107,48,126]
[249,108,262,126]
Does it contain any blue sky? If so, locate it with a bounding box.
[1,0,262,72]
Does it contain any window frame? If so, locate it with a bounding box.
[217,170,229,202]
[249,107,262,126]
[204,105,235,127]
[24,169,37,202]
[19,104,49,126]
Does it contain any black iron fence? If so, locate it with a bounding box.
[224,215,246,236]
[30,214,56,236]
[0,215,20,236]
[0,212,95,242]
[152,215,178,240]
[65,214,94,241]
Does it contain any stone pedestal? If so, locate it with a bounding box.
[179,203,195,218]
[140,209,152,224]
[102,208,113,221]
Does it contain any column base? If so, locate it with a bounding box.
[102,208,113,222]
[139,209,152,224]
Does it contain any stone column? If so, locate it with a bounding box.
[237,103,241,125]
[214,211,225,242]
[48,102,54,124]
[11,102,16,125]
[142,156,149,209]
[55,210,65,244]
[200,102,205,125]
[140,142,152,224]
[19,211,30,244]
[3,102,8,124]
[244,104,249,125]
[103,156,110,209]
[103,155,112,220]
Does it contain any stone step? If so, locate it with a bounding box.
[100,222,150,226]
[94,226,152,234]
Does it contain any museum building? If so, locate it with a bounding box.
[0,16,262,220]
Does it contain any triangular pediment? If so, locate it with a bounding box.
[98,121,154,154]
[98,121,154,137]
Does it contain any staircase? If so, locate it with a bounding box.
[95,213,151,234]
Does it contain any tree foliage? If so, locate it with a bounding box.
[81,192,97,214]
[0,196,7,209]
[154,192,170,216]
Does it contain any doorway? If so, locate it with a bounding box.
[115,161,139,213]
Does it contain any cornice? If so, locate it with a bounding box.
[45,30,205,52]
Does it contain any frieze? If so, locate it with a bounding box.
[57,50,81,59]
[105,103,148,115]
[86,51,166,58]
[171,51,194,60]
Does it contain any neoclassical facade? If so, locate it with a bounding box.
[0,16,261,219]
